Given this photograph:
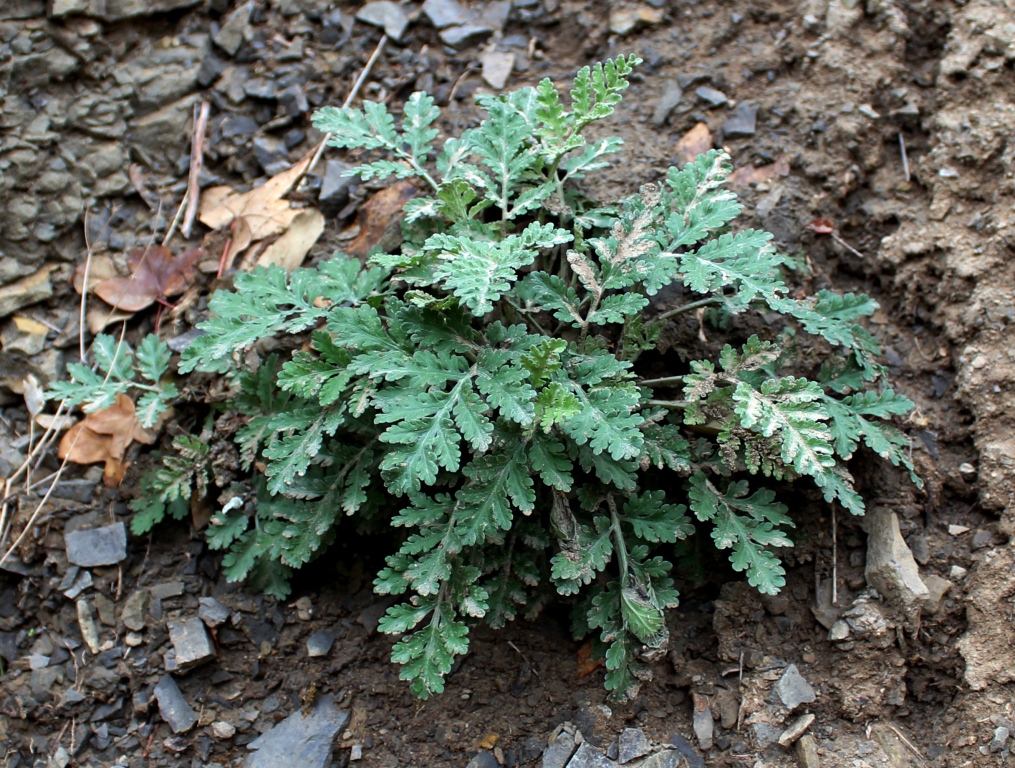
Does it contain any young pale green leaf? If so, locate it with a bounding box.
[135,334,172,383]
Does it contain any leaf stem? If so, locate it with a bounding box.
[639,375,686,388]
[655,296,724,322]
[607,494,629,578]
[645,399,690,410]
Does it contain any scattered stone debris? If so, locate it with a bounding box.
[168,616,216,669]
[356,1,410,41]
[567,743,615,768]
[609,4,663,35]
[543,729,578,768]
[796,734,821,768]
[121,589,148,631]
[652,80,683,126]
[722,102,758,138]
[198,596,231,627]
[307,629,336,658]
[618,728,651,763]
[480,49,516,90]
[695,85,728,107]
[770,665,817,711]
[779,714,816,747]
[691,692,714,750]
[76,598,101,654]
[212,720,237,740]
[244,695,350,768]
[863,506,929,622]
[65,522,127,567]
[153,674,198,733]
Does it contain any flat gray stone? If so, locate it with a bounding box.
[480,50,515,90]
[543,731,577,768]
[213,1,253,56]
[695,85,728,107]
[769,664,816,711]
[566,744,615,768]
[652,80,683,126]
[199,597,231,628]
[244,695,349,768]
[639,751,681,768]
[751,722,782,749]
[168,617,216,668]
[307,630,336,658]
[863,505,929,623]
[150,581,185,600]
[0,267,55,320]
[319,159,358,213]
[667,733,704,768]
[439,23,494,48]
[422,0,468,28]
[154,675,198,733]
[722,102,758,138]
[618,729,651,764]
[466,750,500,768]
[355,1,409,40]
[121,590,149,631]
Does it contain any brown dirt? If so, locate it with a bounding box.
[1,0,1014,766]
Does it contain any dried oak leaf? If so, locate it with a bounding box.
[93,245,204,313]
[345,180,417,259]
[199,150,314,266]
[59,393,156,486]
[674,122,713,166]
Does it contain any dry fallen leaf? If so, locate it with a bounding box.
[346,181,417,259]
[86,305,134,335]
[199,149,315,266]
[806,217,836,235]
[674,122,713,166]
[93,245,204,312]
[35,413,77,432]
[73,254,118,295]
[728,154,791,187]
[251,208,325,272]
[59,393,156,486]
[576,640,605,678]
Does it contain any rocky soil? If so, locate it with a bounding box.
[1,0,1014,766]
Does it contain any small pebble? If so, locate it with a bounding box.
[212,721,236,739]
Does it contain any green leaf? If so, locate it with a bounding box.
[386,602,469,698]
[732,377,864,513]
[622,491,693,543]
[688,472,791,594]
[680,229,784,310]
[528,433,574,491]
[551,516,613,594]
[518,272,583,327]
[559,382,644,461]
[663,150,741,247]
[135,334,172,383]
[535,382,582,432]
[425,224,571,315]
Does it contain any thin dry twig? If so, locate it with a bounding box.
[0,323,130,568]
[307,34,388,177]
[884,722,928,765]
[80,208,94,364]
[899,132,910,183]
[182,101,211,239]
[831,501,838,605]
[507,640,545,689]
